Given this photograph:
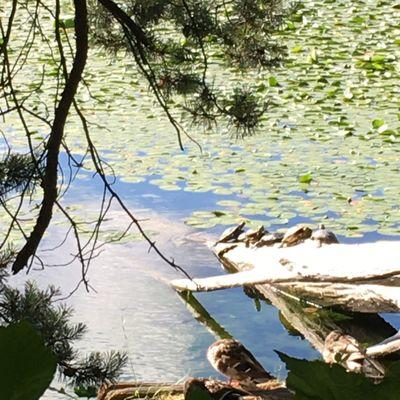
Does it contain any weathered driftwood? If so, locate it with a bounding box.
[170,240,400,313]
[97,380,293,400]
[97,382,184,400]
[184,378,293,400]
[177,280,399,375]
[172,237,400,356]
[367,332,400,357]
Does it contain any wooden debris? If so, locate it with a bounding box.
[97,382,184,400]
[171,236,400,312]
[183,378,292,400]
[367,332,400,358]
[97,379,292,400]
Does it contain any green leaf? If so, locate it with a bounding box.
[299,172,313,184]
[74,386,97,397]
[59,17,75,29]
[268,76,279,87]
[286,21,296,30]
[254,297,261,312]
[277,352,371,400]
[371,54,385,63]
[185,381,215,400]
[211,210,226,217]
[372,119,385,129]
[291,45,303,53]
[277,352,400,400]
[0,321,57,400]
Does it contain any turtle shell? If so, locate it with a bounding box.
[311,224,338,245]
[217,221,246,243]
[255,232,284,247]
[238,225,265,243]
[282,225,312,246]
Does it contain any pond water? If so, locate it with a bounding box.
[9,168,321,389]
[8,165,400,400]
[3,0,400,397]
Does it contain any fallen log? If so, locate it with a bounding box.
[97,382,184,400]
[170,240,400,313]
[97,379,293,400]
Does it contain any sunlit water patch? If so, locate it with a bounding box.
[3,0,400,397]
[8,174,321,399]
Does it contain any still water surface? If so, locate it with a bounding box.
[9,165,400,400]
[9,169,326,398]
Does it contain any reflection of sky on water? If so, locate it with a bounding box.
[8,168,321,396]
[7,154,400,399]
[10,204,318,382]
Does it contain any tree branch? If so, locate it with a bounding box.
[12,0,89,274]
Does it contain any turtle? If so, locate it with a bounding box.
[281,224,312,247]
[254,232,284,247]
[238,225,265,244]
[311,224,339,247]
[217,221,246,243]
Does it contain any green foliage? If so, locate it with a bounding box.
[88,0,289,136]
[185,381,214,400]
[224,87,266,137]
[0,321,57,400]
[63,351,128,387]
[0,153,41,199]
[372,119,385,129]
[58,17,75,29]
[0,244,14,272]
[0,281,127,390]
[74,386,98,397]
[298,172,313,184]
[278,352,400,400]
[0,281,86,364]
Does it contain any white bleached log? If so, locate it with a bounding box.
[170,240,400,312]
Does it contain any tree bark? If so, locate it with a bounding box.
[96,0,150,47]
[12,0,89,274]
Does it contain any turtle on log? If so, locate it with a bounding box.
[281,224,312,247]
[238,225,265,245]
[254,232,284,247]
[311,224,339,247]
[217,222,246,243]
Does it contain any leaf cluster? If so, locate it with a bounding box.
[278,352,400,400]
[0,321,57,400]
[0,152,42,199]
[0,281,127,389]
[88,0,291,136]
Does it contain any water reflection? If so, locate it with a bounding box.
[9,202,318,398]
[7,171,400,399]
